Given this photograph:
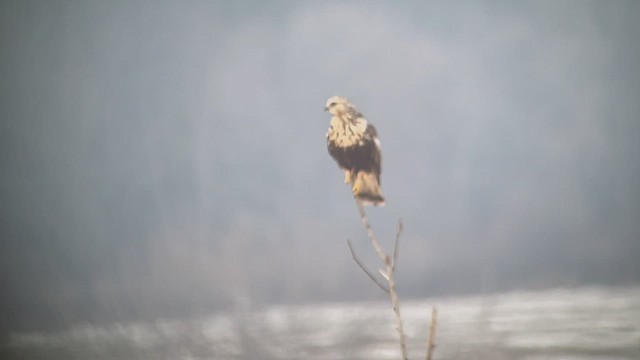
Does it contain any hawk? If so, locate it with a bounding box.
[325,96,385,206]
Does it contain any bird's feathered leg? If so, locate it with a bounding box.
[344,169,355,184]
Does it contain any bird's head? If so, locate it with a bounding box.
[325,96,352,116]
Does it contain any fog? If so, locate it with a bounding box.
[1,0,639,335]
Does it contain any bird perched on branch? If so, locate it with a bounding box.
[325,96,385,206]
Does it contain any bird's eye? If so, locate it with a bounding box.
[330,102,337,107]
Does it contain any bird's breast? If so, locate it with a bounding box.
[327,116,368,148]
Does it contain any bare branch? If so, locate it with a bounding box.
[426,306,438,360]
[387,261,408,360]
[354,198,387,263]
[392,219,403,271]
[347,239,389,293]
[350,197,408,360]
[347,195,436,360]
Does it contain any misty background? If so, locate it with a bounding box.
[1,0,639,337]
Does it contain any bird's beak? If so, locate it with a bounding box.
[324,106,329,111]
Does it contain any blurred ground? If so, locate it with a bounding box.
[3,285,639,360]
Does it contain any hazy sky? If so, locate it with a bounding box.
[1,0,639,334]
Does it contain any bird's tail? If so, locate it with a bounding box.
[352,171,385,206]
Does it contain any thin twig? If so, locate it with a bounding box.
[392,219,403,271]
[347,239,389,293]
[426,306,438,360]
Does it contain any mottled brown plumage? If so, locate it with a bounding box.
[325,96,384,206]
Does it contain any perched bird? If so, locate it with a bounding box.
[325,96,385,206]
